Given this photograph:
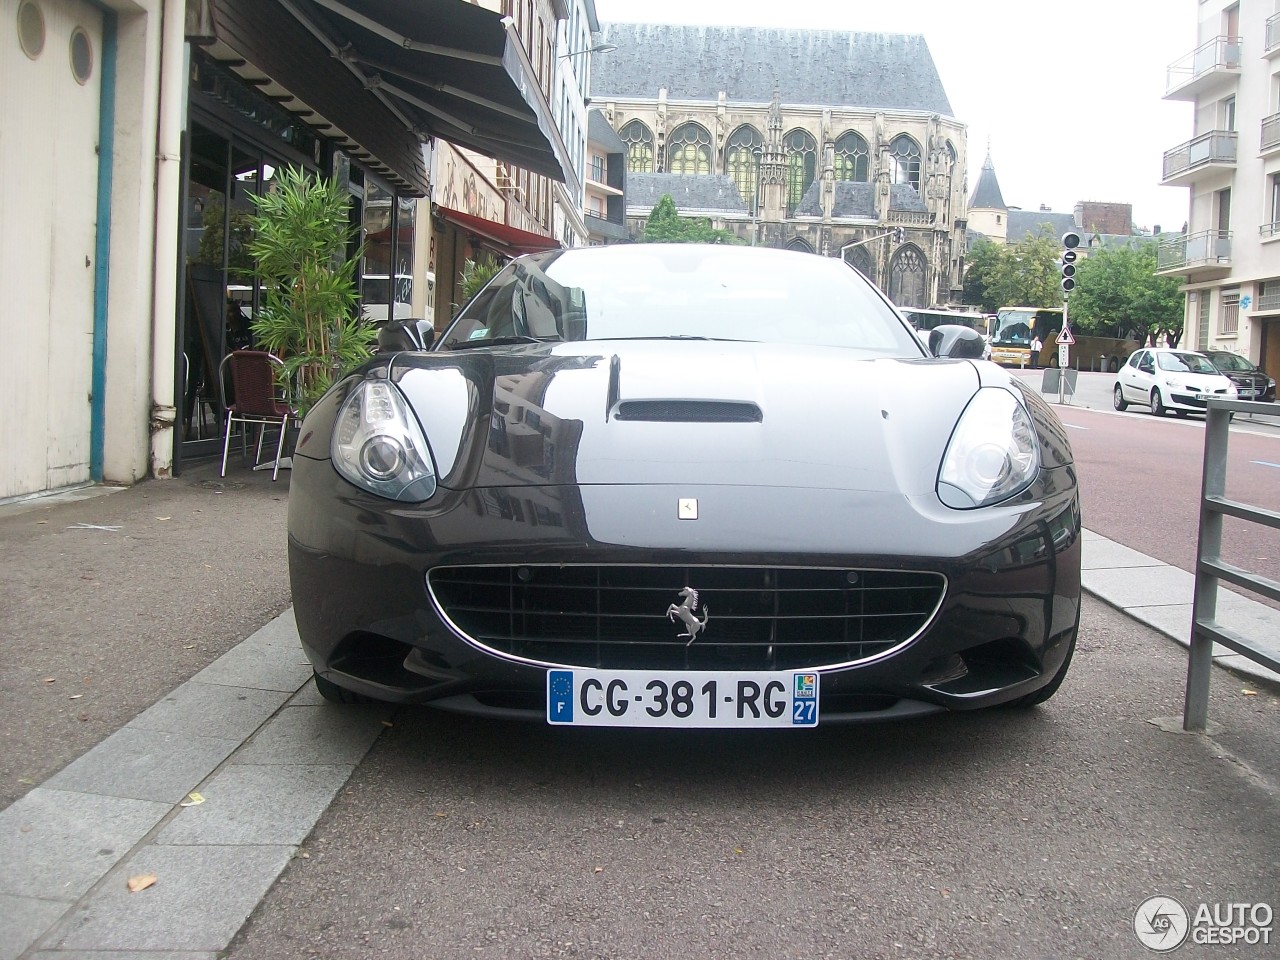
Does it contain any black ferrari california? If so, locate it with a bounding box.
[289,244,1080,727]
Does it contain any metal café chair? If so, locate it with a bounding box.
[218,350,296,481]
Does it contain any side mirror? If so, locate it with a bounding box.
[928,324,986,360]
[377,319,436,353]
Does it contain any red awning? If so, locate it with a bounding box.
[439,207,562,256]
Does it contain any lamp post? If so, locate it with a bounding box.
[558,42,617,60]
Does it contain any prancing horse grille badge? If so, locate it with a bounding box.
[667,587,709,645]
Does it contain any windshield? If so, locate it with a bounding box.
[438,246,922,355]
[1156,352,1219,374]
[1209,352,1254,372]
[993,308,1061,347]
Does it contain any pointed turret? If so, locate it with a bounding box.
[967,149,1008,242]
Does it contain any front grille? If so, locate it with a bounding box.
[427,565,946,670]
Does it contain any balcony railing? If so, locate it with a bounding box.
[1268,12,1280,56]
[1165,36,1241,97]
[1157,230,1232,271]
[1260,222,1280,240]
[885,210,936,226]
[1162,131,1237,181]
[1263,113,1280,154]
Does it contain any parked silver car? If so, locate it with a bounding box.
[1113,348,1237,416]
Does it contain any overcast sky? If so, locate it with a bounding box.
[591,0,1197,233]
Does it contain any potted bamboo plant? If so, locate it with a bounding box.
[247,166,375,415]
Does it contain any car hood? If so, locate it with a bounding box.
[386,341,997,494]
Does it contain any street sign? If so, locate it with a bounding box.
[1058,342,1070,370]
[1057,325,1076,345]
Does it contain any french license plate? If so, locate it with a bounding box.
[547,669,819,728]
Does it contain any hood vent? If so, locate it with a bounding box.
[612,400,763,423]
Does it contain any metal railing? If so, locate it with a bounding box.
[1268,12,1280,54]
[1262,112,1280,152]
[1166,35,1242,94]
[1184,399,1280,731]
[1162,131,1237,180]
[1156,229,1232,271]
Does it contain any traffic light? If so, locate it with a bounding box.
[1061,232,1081,294]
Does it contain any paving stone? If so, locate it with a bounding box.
[49,845,295,953]
[192,614,311,692]
[127,681,290,743]
[230,704,391,766]
[42,728,240,805]
[1081,564,1197,610]
[155,763,354,846]
[30,953,217,960]
[0,789,169,902]
[0,895,71,960]
[1080,538,1166,570]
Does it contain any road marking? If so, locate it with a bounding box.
[1250,460,1280,469]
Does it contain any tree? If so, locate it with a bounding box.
[962,238,1004,313]
[962,231,1066,311]
[1068,243,1183,346]
[642,194,742,244]
[247,167,375,415]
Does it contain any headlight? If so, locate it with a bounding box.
[331,379,437,502]
[938,388,1039,509]
[1269,378,1277,388]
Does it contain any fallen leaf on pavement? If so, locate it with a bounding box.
[127,874,156,893]
[594,867,603,874]
[1242,689,1258,696]
[180,792,205,807]
[42,678,56,684]
[434,811,448,818]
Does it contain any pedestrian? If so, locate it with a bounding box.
[1030,332,1043,368]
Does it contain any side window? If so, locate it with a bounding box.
[1127,351,1142,369]
[1138,352,1154,373]
[439,263,520,347]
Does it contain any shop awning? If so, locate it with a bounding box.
[294,0,578,193]
[439,207,562,256]
[203,1,577,196]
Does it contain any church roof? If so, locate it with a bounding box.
[794,181,929,218]
[592,23,954,115]
[969,154,1006,211]
[625,173,748,215]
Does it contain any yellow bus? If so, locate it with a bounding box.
[989,306,1139,372]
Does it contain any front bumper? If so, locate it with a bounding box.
[288,456,1081,723]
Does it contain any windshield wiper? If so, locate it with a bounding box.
[445,335,562,350]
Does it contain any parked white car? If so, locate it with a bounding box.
[1113,348,1237,417]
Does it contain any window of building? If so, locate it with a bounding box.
[784,128,817,215]
[888,244,927,306]
[1217,186,1232,233]
[1222,95,1236,132]
[1221,289,1240,336]
[619,120,654,173]
[667,122,712,175]
[1197,292,1210,350]
[725,125,763,212]
[1270,174,1280,229]
[833,131,870,182]
[590,155,605,182]
[889,135,922,191]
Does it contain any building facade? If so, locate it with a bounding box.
[1,0,579,502]
[1158,0,1280,374]
[590,23,969,307]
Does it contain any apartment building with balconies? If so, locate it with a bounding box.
[1159,0,1280,375]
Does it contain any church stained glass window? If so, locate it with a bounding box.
[890,135,922,191]
[833,131,869,182]
[725,125,763,212]
[667,122,712,175]
[888,244,927,306]
[784,129,817,215]
[619,120,654,174]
